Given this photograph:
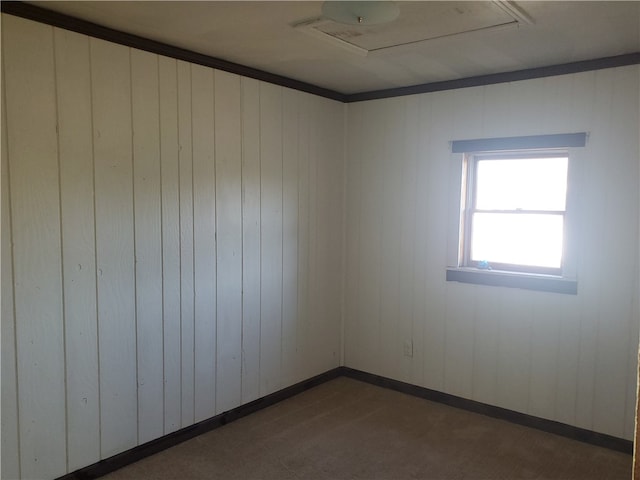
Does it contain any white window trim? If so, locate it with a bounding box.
[446,133,586,294]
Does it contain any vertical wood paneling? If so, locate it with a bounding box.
[409,94,431,389]
[378,99,404,380]
[308,96,343,373]
[305,97,321,372]
[505,77,548,136]
[554,295,580,426]
[295,92,311,381]
[324,99,346,370]
[528,292,561,419]
[420,91,452,392]
[2,16,347,479]
[158,55,182,434]
[570,71,599,432]
[450,86,485,139]
[443,283,476,397]
[282,89,299,386]
[240,77,262,404]
[480,82,511,138]
[540,75,574,133]
[398,97,419,384]
[471,84,509,407]
[343,102,362,371]
[131,49,164,444]
[626,281,640,440]
[577,70,615,433]
[443,87,484,399]
[191,64,217,422]
[259,82,283,396]
[91,38,138,457]
[3,16,67,479]
[344,65,639,441]
[591,66,639,437]
[177,60,195,426]
[1,52,20,480]
[214,70,243,413]
[354,101,385,374]
[311,97,343,373]
[613,69,639,440]
[471,287,502,406]
[53,27,101,470]
[496,290,532,412]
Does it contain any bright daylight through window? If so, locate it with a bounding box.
[448,133,585,293]
[465,153,568,275]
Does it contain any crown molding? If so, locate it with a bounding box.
[2,1,639,104]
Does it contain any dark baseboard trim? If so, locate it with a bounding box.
[56,365,631,479]
[56,368,343,480]
[2,2,639,105]
[341,367,633,455]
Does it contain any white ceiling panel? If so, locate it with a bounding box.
[22,1,640,95]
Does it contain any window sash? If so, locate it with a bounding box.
[462,152,568,276]
[465,211,565,275]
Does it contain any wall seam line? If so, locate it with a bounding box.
[239,76,245,403]
[129,46,140,447]
[87,35,102,461]
[174,58,183,431]
[157,54,166,436]
[212,68,218,415]
[189,63,196,426]
[51,26,70,475]
[2,28,23,479]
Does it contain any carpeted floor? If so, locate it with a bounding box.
[103,377,631,479]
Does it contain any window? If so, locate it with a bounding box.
[463,152,568,275]
[447,133,587,294]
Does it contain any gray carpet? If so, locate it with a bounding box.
[103,377,631,479]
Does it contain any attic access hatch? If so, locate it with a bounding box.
[295,1,533,56]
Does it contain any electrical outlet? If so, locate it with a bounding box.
[403,340,413,357]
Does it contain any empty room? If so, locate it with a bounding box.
[1,1,639,479]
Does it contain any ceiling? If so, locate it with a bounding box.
[26,1,640,95]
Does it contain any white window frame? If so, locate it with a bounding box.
[462,150,568,276]
[446,133,586,294]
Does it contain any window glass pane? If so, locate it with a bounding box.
[475,157,568,211]
[471,213,564,268]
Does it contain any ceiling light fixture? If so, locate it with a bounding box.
[321,1,400,26]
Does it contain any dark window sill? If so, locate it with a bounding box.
[446,268,577,294]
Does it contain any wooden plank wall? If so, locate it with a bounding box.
[0,14,344,479]
[345,65,640,441]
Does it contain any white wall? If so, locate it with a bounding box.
[344,65,640,441]
[1,14,344,480]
